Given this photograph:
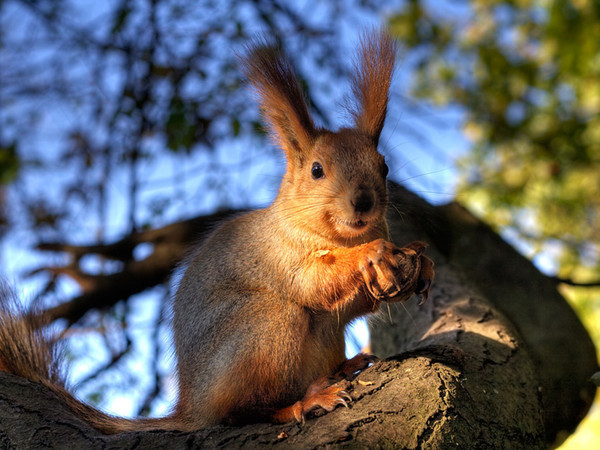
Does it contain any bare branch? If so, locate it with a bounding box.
[552,277,600,288]
[37,210,237,324]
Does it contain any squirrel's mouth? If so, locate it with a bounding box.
[348,219,368,229]
[332,217,370,233]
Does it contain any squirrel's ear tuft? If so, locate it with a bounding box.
[240,40,316,162]
[350,30,397,145]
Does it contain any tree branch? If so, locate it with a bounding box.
[552,276,600,288]
[0,264,546,447]
[372,184,598,446]
[37,210,237,324]
[23,183,597,446]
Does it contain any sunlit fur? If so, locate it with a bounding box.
[0,31,406,433]
[275,129,389,245]
[172,31,399,429]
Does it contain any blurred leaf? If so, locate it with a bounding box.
[0,142,20,185]
[165,97,196,152]
[111,1,131,35]
[391,0,600,274]
[231,118,241,137]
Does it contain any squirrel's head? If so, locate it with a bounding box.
[242,31,396,245]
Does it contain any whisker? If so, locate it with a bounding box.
[400,301,419,333]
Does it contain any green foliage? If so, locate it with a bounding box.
[391,0,600,279]
[0,142,20,185]
[0,142,19,236]
[560,282,600,448]
[165,97,201,152]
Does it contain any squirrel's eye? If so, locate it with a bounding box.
[311,162,324,179]
[382,162,389,177]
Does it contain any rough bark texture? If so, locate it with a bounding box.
[0,183,597,448]
[372,185,597,446]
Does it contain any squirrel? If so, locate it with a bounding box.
[0,30,434,433]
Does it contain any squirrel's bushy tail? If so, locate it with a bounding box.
[0,283,176,433]
[0,284,63,384]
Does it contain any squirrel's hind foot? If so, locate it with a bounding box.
[272,377,351,424]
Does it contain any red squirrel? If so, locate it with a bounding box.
[0,30,434,433]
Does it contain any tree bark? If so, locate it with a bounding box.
[371,185,597,446]
[0,267,546,449]
[0,183,596,448]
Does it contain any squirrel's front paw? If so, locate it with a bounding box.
[359,239,434,302]
[358,239,407,300]
[391,241,435,303]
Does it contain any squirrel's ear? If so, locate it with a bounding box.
[350,30,396,145]
[241,41,316,161]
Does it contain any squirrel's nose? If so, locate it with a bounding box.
[352,190,374,213]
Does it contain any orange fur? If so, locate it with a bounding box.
[0,30,434,433]
[350,29,397,142]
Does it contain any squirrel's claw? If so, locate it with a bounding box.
[358,239,435,304]
[273,380,352,424]
[415,254,434,305]
[338,390,352,405]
